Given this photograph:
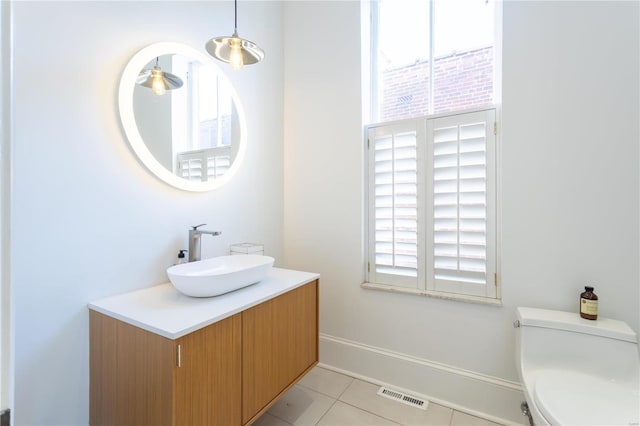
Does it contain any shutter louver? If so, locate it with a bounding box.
[433,119,488,287]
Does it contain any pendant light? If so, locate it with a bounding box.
[205,0,265,70]
[136,57,183,96]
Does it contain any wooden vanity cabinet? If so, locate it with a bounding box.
[90,279,318,426]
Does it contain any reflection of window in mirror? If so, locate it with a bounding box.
[171,55,239,182]
[197,67,233,149]
[170,55,188,172]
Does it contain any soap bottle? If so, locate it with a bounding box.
[580,286,598,320]
[177,250,188,265]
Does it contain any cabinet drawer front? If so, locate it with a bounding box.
[242,280,318,423]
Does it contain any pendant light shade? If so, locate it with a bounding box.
[205,0,264,70]
[136,57,183,96]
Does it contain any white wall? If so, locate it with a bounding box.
[283,1,639,423]
[11,1,283,424]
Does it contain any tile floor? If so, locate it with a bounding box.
[253,366,505,426]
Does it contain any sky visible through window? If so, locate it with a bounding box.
[379,0,495,69]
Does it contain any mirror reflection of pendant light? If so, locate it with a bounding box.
[136,57,184,96]
[205,0,265,70]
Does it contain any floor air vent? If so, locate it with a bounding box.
[376,387,428,410]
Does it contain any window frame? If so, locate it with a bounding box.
[364,106,501,305]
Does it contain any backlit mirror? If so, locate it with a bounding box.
[119,42,246,191]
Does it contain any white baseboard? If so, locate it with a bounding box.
[319,333,527,425]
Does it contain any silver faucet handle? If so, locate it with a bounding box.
[192,224,207,230]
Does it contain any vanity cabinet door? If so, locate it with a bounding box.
[174,313,242,426]
[90,311,175,426]
[241,280,319,424]
[90,310,242,426]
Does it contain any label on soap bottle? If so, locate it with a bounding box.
[581,299,598,316]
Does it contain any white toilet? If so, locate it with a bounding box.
[514,307,640,426]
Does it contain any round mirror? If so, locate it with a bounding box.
[119,42,246,191]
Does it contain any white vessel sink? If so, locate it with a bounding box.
[167,255,275,297]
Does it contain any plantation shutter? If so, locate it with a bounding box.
[177,155,204,181]
[206,151,231,179]
[428,109,496,297]
[366,109,497,299]
[367,119,424,288]
[177,147,233,182]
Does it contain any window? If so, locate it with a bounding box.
[364,0,500,302]
[366,108,498,301]
[171,56,237,181]
[370,0,499,122]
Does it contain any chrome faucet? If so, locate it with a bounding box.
[188,224,221,262]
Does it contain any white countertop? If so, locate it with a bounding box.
[88,267,319,340]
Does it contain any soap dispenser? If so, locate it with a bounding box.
[177,250,188,265]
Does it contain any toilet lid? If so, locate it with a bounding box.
[534,370,640,426]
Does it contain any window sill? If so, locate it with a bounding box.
[361,282,503,307]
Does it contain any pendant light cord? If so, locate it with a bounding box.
[234,0,238,33]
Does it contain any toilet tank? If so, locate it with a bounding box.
[515,307,639,383]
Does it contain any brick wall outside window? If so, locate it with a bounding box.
[380,46,493,122]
